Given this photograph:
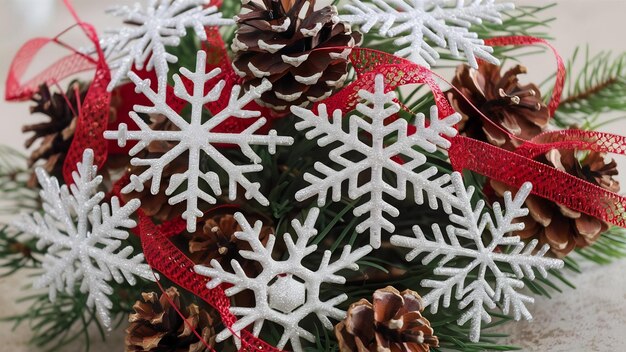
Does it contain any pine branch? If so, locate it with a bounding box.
[560,77,619,106]
[0,145,39,214]
[574,227,626,265]
[553,47,626,128]
[1,281,144,352]
[0,225,41,277]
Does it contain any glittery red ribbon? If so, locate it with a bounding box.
[5,0,111,185]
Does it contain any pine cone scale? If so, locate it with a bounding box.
[345,300,375,341]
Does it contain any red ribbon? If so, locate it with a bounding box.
[5,0,111,185]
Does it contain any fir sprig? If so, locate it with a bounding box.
[0,225,40,277]
[553,47,626,128]
[0,145,39,214]
[575,227,626,265]
[2,282,145,352]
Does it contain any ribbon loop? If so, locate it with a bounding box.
[5,0,111,185]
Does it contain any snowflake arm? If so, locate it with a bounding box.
[390,172,563,342]
[194,209,372,352]
[101,0,234,91]
[12,149,154,329]
[340,0,514,67]
[105,50,293,232]
[291,74,461,248]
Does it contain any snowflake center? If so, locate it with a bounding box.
[187,124,209,147]
[267,275,306,313]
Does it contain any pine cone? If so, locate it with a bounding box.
[188,212,273,275]
[23,82,89,186]
[446,63,549,150]
[232,0,361,111]
[122,114,188,221]
[126,287,216,352]
[335,286,438,352]
[491,149,620,257]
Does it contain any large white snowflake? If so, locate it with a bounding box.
[101,0,233,91]
[291,74,461,248]
[104,50,293,232]
[194,208,372,352]
[340,0,514,68]
[390,172,564,342]
[12,149,153,329]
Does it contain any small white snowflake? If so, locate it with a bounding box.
[291,74,461,248]
[340,0,514,68]
[390,172,564,342]
[101,0,233,91]
[12,149,153,329]
[104,50,294,232]
[194,208,372,352]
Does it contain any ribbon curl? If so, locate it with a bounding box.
[5,0,111,185]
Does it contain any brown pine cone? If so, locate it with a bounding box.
[492,149,620,257]
[188,212,273,276]
[23,82,89,186]
[232,0,361,111]
[126,287,216,352]
[335,286,438,352]
[122,114,188,221]
[446,63,549,150]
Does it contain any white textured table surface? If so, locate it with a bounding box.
[0,1,625,351]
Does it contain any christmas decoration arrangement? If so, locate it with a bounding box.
[1,0,625,351]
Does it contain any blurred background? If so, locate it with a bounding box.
[0,0,624,350]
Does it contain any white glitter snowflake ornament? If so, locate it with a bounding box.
[291,74,461,248]
[390,173,563,342]
[194,208,372,351]
[101,0,233,91]
[105,50,294,232]
[12,149,154,329]
[340,0,514,68]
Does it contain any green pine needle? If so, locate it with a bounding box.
[553,46,626,128]
[0,145,39,214]
[574,227,626,265]
[0,225,41,277]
